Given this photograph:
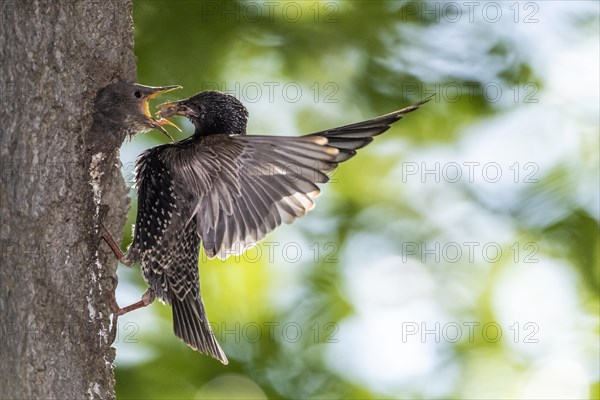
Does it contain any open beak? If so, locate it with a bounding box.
[156,101,199,119]
[150,118,181,141]
[141,85,182,141]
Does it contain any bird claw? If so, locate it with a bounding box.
[112,289,156,316]
[108,289,156,345]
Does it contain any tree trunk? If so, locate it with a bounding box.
[1,2,135,399]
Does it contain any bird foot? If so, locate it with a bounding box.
[112,289,156,316]
[109,289,156,344]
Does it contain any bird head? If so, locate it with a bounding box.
[156,91,248,136]
[94,83,182,140]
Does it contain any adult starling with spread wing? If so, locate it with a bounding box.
[119,90,430,364]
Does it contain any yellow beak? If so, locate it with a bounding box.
[140,85,182,140]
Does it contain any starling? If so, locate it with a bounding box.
[119,90,430,364]
[92,82,181,144]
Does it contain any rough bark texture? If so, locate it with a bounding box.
[0,1,135,399]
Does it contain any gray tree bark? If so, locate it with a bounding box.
[1,1,135,399]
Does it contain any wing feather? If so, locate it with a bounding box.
[165,98,429,259]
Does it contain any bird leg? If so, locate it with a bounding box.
[112,288,156,316]
[98,223,134,266]
[97,203,134,266]
[99,224,123,259]
[109,289,156,344]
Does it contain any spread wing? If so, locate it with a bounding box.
[160,135,337,259]
[161,99,429,259]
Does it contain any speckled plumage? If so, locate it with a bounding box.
[126,91,430,363]
[123,144,228,362]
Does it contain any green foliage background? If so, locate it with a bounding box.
[115,1,599,398]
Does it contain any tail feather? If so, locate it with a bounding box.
[171,294,228,364]
[307,96,433,162]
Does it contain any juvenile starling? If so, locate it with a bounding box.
[119,91,430,364]
[94,82,181,252]
[92,82,181,144]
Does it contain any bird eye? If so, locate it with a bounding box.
[134,91,142,98]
